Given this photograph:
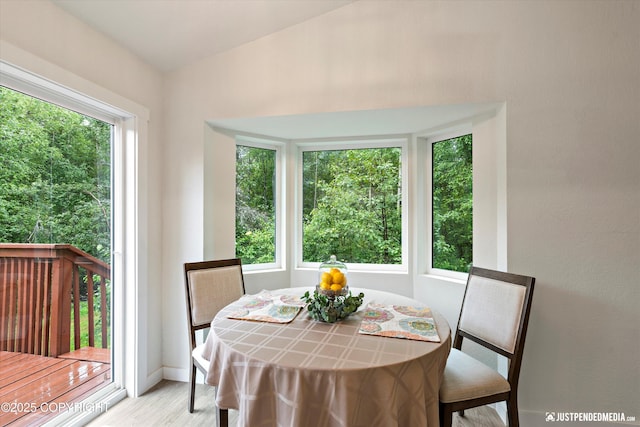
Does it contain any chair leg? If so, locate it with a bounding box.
[216,406,229,427]
[507,395,519,427]
[188,363,197,413]
[440,403,453,427]
[459,409,465,417]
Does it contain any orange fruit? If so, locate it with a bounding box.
[330,284,343,292]
[331,271,345,285]
[320,272,332,285]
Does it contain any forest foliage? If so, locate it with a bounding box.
[235,145,277,264]
[236,139,472,272]
[301,147,402,264]
[432,135,472,272]
[0,86,111,263]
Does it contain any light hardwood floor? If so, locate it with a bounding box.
[86,380,236,427]
[87,380,504,426]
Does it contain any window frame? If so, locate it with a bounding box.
[424,128,473,281]
[295,137,409,272]
[235,136,285,272]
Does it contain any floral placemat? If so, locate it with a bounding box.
[226,291,304,324]
[358,303,441,342]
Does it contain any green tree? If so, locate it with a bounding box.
[302,147,402,264]
[432,134,472,272]
[235,145,276,264]
[0,86,111,262]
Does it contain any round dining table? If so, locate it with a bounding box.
[201,287,451,427]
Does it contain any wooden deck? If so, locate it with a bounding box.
[0,349,111,426]
[1,244,111,359]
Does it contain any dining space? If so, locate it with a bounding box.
[184,259,535,427]
[203,287,451,427]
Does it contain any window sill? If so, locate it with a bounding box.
[420,273,467,286]
[243,266,286,275]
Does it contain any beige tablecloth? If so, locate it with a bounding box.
[202,287,451,427]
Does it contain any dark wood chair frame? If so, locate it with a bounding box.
[440,266,535,427]
[184,258,245,427]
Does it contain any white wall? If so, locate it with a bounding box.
[163,0,639,424]
[0,0,165,395]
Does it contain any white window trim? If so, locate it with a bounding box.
[423,127,473,282]
[235,136,285,272]
[295,137,409,272]
[0,62,125,124]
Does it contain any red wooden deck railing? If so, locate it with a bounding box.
[0,244,110,357]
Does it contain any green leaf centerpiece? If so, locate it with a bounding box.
[302,289,365,323]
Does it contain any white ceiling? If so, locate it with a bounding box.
[51,0,499,138]
[52,0,354,72]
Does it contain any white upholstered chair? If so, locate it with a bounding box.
[439,266,535,427]
[184,258,245,426]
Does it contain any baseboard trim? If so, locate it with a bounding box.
[162,365,211,384]
[162,366,186,382]
[140,367,164,394]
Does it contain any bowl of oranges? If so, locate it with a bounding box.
[317,255,348,297]
[302,255,363,323]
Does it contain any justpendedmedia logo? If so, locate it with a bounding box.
[545,411,636,423]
